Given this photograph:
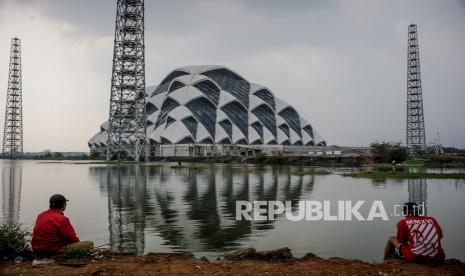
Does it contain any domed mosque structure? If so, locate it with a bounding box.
[89,65,326,158]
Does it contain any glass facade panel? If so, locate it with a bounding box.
[267,139,277,145]
[251,139,262,145]
[185,97,217,138]
[146,102,158,114]
[193,80,220,105]
[181,116,198,138]
[278,107,302,137]
[203,68,250,107]
[165,116,176,129]
[221,101,248,137]
[219,119,232,138]
[278,124,290,138]
[253,89,275,110]
[218,138,231,144]
[199,137,214,144]
[178,136,194,144]
[251,121,263,140]
[252,104,276,138]
[152,82,170,96]
[153,71,189,96]
[303,125,313,138]
[169,81,185,93]
[161,137,172,144]
[155,98,180,129]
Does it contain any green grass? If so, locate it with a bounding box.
[401,159,428,167]
[342,171,465,179]
[59,247,91,259]
[292,170,332,176]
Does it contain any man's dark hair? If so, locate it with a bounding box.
[402,202,419,216]
[49,194,68,209]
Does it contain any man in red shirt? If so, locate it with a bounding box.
[384,202,445,263]
[31,194,93,256]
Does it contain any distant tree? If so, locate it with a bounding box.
[52,152,64,159]
[90,151,101,159]
[370,142,409,163]
[442,147,465,155]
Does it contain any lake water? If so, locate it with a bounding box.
[1,159,464,262]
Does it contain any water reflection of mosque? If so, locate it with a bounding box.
[88,165,316,254]
[1,161,22,225]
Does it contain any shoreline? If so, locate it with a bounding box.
[2,248,464,275]
[2,156,465,169]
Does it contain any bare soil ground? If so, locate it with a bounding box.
[1,251,464,276]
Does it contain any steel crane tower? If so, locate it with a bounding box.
[2,38,23,158]
[406,24,426,152]
[107,0,147,161]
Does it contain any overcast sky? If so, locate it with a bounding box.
[0,0,464,151]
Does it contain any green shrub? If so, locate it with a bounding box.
[370,142,409,163]
[253,152,268,163]
[60,247,91,259]
[0,224,32,259]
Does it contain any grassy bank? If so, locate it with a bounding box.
[343,171,465,179]
[398,156,465,168]
[2,248,464,276]
[155,155,366,166]
[292,169,332,176]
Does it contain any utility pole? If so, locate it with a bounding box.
[106,0,147,161]
[2,38,23,159]
[406,24,426,152]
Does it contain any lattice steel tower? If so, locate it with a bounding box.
[107,0,147,161]
[2,38,23,158]
[406,24,426,151]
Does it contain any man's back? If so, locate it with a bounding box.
[31,208,79,254]
[397,216,445,261]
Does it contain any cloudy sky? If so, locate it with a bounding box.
[0,0,464,151]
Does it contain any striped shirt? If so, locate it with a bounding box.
[397,216,445,262]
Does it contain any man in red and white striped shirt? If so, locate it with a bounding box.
[384,202,445,263]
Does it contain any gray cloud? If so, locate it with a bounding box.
[0,0,464,151]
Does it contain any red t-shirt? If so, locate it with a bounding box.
[397,216,445,262]
[31,209,80,254]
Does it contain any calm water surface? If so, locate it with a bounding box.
[1,160,464,262]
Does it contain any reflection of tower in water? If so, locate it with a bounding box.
[106,165,147,254]
[1,162,22,225]
[407,179,427,215]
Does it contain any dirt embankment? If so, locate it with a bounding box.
[1,248,464,276]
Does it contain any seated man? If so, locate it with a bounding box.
[384,202,445,263]
[31,194,93,256]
